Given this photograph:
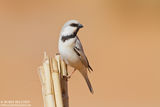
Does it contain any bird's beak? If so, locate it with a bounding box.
[78,24,83,28]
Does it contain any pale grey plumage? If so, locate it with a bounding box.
[58,20,93,94]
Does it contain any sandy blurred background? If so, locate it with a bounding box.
[0,0,160,107]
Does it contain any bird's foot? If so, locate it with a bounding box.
[62,68,76,80]
[63,75,71,81]
[66,75,71,79]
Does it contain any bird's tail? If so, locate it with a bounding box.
[80,69,94,94]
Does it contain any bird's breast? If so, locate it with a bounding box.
[59,45,83,69]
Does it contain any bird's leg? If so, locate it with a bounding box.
[67,68,76,79]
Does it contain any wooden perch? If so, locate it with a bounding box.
[38,52,69,107]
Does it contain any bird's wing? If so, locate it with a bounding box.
[74,37,93,71]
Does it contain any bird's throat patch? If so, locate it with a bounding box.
[61,34,76,42]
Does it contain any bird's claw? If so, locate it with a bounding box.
[67,75,71,80]
[63,75,71,81]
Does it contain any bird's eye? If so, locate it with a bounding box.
[70,23,78,27]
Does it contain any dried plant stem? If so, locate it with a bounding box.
[38,52,69,107]
[51,57,63,107]
[60,60,69,107]
[38,53,56,107]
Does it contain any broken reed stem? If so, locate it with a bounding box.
[51,57,63,107]
[38,66,46,107]
[39,54,56,107]
[38,53,69,107]
[60,60,69,107]
[55,55,69,107]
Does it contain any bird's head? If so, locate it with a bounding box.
[60,20,83,36]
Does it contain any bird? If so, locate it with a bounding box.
[58,20,94,94]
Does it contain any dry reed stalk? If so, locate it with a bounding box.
[38,53,56,107]
[60,59,69,107]
[51,57,63,107]
[38,53,69,107]
[38,66,46,107]
[55,55,69,107]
